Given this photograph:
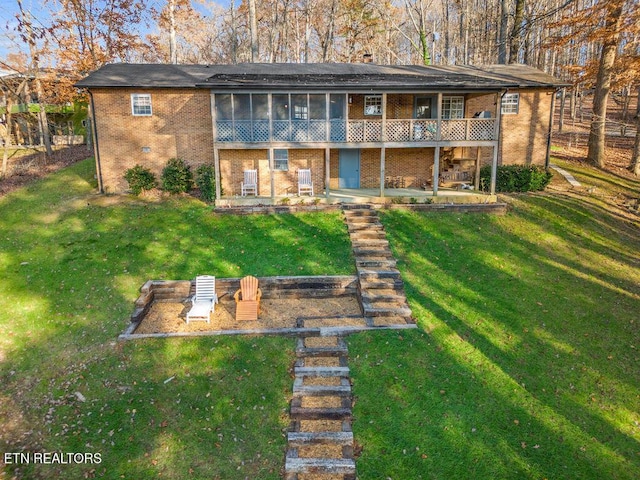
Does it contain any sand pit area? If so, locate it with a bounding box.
[134,296,363,334]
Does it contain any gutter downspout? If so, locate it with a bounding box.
[544,87,559,169]
[88,90,103,194]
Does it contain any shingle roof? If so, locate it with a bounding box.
[75,62,567,91]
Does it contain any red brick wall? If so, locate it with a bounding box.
[91,87,553,195]
[465,93,497,118]
[500,89,553,166]
[219,149,325,197]
[329,148,435,189]
[92,88,214,193]
[219,149,269,196]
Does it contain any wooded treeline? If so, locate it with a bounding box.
[1,0,639,172]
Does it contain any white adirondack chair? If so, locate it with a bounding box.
[241,169,258,196]
[186,275,218,323]
[297,168,314,196]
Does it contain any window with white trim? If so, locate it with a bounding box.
[131,94,152,116]
[274,149,289,171]
[501,93,520,114]
[442,96,464,119]
[364,95,382,116]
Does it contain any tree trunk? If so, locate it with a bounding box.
[630,87,640,176]
[248,0,259,62]
[169,0,178,64]
[2,95,14,177]
[586,2,624,168]
[498,0,509,63]
[559,87,566,132]
[509,0,525,63]
[18,0,53,156]
[230,0,238,64]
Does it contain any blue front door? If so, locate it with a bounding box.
[339,149,360,188]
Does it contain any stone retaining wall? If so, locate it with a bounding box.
[378,202,508,214]
[213,202,507,215]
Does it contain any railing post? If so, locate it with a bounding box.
[268,93,273,142]
[381,93,387,142]
[436,93,443,141]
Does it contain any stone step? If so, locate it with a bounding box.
[296,346,349,358]
[343,209,376,217]
[351,239,389,249]
[290,406,352,421]
[359,278,404,290]
[367,315,414,326]
[361,289,405,302]
[362,303,412,318]
[352,247,394,257]
[349,231,387,241]
[356,258,397,269]
[285,457,356,475]
[295,366,350,378]
[287,431,354,447]
[292,384,352,397]
[357,268,401,280]
[347,221,383,231]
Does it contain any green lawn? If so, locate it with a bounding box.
[1,158,639,479]
[349,161,640,479]
[0,159,353,479]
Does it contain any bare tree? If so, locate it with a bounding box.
[586,1,625,168]
[17,0,53,156]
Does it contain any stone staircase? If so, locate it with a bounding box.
[285,331,356,480]
[343,206,413,326]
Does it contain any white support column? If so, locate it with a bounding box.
[325,147,331,199]
[210,92,222,201]
[490,146,498,195]
[214,148,221,201]
[269,148,275,201]
[433,146,440,197]
[433,92,443,198]
[380,146,386,198]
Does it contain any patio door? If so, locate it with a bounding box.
[339,149,360,188]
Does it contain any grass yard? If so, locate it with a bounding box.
[348,160,640,479]
[0,159,353,479]
[1,156,639,479]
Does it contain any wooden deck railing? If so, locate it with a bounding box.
[215,118,496,143]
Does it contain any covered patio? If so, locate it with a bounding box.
[215,186,497,207]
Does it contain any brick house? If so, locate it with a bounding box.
[76,63,565,203]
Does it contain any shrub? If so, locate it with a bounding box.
[161,158,193,194]
[195,164,216,202]
[123,165,157,195]
[479,165,552,193]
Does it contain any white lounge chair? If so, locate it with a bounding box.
[297,168,314,196]
[241,169,258,196]
[186,275,218,323]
